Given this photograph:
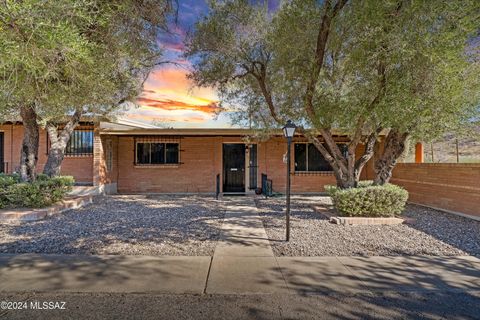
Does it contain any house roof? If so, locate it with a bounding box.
[99,122,261,136]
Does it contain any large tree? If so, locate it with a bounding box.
[0,0,174,180]
[185,0,479,188]
[368,0,480,184]
[186,0,393,188]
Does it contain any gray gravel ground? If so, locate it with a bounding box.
[256,196,480,257]
[0,195,224,256]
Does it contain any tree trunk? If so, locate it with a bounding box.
[373,129,409,185]
[307,128,380,189]
[43,110,82,177]
[307,133,355,189]
[19,105,39,182]
[354,127,382,181]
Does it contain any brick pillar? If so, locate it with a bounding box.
[92,126,103,186]
[415,142,424,163]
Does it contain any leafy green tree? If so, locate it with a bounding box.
[0,0,174,180]
[186,0,479,188]
[186,0,386,188]
[369,0,480,184]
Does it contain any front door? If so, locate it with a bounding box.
[0,132,4,173]
[223,144,245,192]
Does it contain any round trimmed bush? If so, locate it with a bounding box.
[325,181,408,217]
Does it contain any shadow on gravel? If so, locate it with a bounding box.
[401,204,480,257]
[0,195,225,256]
[257,197,480,257]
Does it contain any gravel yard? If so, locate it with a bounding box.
[256,196,480,257]
[0,195,224,256]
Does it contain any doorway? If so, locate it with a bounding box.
[223,144,245,193]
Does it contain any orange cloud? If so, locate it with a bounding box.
[136,97,221,114]
[126,113,207,123]
[137,66,220,119]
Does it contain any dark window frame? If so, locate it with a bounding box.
[135,141,180,165]
[46,129,94,157]
[294,142,348,172]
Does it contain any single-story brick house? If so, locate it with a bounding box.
[0,120,380,194]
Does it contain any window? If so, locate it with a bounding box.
[294,143,348,172]
[65,130,94,156]
[136,142,179,165]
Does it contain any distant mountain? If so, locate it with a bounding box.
[400,126,480,163]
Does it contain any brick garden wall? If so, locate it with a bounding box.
[391,163,480,218]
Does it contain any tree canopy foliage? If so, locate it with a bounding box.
[186,0,480,187]
[0,0,175,180]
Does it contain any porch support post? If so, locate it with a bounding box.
[415,142,424,163]
[93,125,103,187]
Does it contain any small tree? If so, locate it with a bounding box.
[0,0,174,180]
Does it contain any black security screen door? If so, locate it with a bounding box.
[0,132,4,173]
[223,144,245,192]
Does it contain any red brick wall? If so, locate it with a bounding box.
[391,163,480,217]
[259,137,371,193]
[115,135,373,194]
[116,136,220,193]
[1,124,378,193]
[0,124,93,184]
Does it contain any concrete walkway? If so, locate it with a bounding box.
[0,197,480,295]
[207,197,288,294]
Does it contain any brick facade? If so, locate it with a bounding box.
[111,135,370,194]
[3,123,479,218]
[391,163,480,218]
[0,125,376,193]
[0,124,94,184]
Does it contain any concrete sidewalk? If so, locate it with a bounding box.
[0,197,479,295]
[0,254,211,294]
[1,254,479,294]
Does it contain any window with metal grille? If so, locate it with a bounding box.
[135,137,180,165]
[65,130,94,156]
[294,143,347,172]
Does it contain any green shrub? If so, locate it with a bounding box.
[325,181,409,217]
[0,175,74,209]
[0,173,20,188]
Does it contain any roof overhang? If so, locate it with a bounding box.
[99,126,258,136]
[99,121,389,137]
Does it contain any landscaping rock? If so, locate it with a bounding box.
[0,195,225,256]
[256,196,480,257]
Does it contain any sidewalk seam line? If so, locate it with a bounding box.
[203,256,213,294]
[335,256,373,294]
[274,255,292,293]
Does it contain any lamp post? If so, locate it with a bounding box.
[282,120,296,242]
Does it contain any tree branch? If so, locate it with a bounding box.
[304,0,349,125]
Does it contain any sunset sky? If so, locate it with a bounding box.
[123,0,225,128]
[123,0,280,128]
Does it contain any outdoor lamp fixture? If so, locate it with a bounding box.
[282,120,296,241]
